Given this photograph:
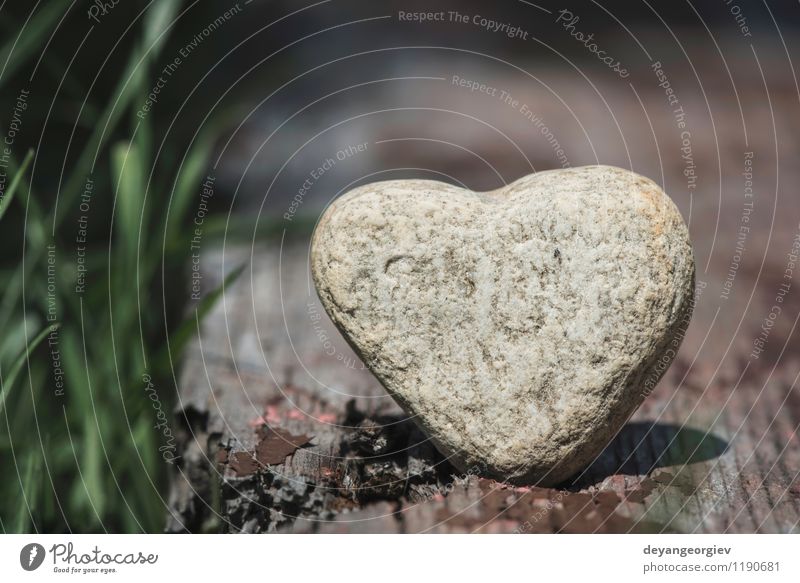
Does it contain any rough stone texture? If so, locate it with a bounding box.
[310,165,695,486]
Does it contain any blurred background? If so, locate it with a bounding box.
[0,0,799,533]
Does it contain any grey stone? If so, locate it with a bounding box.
[311,165,695,485]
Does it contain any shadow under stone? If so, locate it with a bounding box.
[566,421,729,488]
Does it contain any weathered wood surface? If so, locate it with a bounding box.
[166,239,800,533]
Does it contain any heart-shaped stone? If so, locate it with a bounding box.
[311,166,694,485]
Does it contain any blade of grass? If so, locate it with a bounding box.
[111,140,145,261]
[142,0,181,53]
[166,130,220,235]
[0,315,41,363]
[0,323,55,416]
[155,264,244,370]
[164,110,243,237]
[60,329,106,521]
[0,151,46,332]
[0,1,71,88]
[0,149,33,221]
[12,449,41,532]
[54,0,182,229]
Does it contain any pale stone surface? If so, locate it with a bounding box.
[311,166,695,486]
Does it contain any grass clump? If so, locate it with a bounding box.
[0,1,238,533]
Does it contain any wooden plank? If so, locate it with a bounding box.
[166,239,800,533]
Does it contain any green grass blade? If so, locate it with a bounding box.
[12,449,41,532]
[59,330,106,521]
[112,140,145,260]
[157,265,244,369]
[54,1,181,229]
[0,149,33,221]
[142,0,181,52]
[0,323,56,417]
[0,1,71,88]
[167,131,220,235]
